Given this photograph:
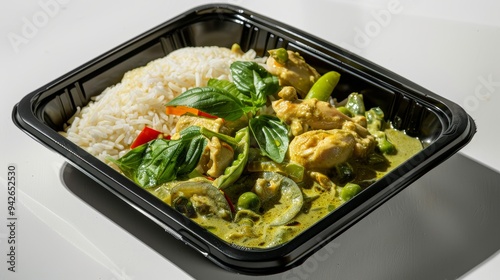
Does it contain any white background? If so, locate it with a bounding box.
[1,0,500,279]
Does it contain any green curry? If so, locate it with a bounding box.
[110,47,423,249]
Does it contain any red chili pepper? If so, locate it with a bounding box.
[205,176,215,181]
[165,106,218,119]
[130,126,162,149]
[222,191,236,213]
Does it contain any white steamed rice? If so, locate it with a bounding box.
[61,46,264,162]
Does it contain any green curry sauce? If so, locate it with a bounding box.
[108,47,424,249]
[146,126,422,249]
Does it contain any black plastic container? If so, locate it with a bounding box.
[12,4,475,274]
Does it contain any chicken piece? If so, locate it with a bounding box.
[343,123,377,159]
[267,50,321,98]
[288,128,375,169]
[277,86,299,101]
[172,115,228,139]
[288,130,354,169]
[272,98,369,137]
[197,137,234,178]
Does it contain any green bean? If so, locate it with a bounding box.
[212,127,250,189]
[345,92,365,115]
[237,192,261,212]
[305,71,341,101]
[365,107,396,154]
[340,183,362,201]
[336,106,353,117]
[366,107,384,132]
[373,131,397,154]
[379,140,396,154]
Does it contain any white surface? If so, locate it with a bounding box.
[1,0,499,279]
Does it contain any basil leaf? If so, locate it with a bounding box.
[176,127,209,175]
[166,87,245,121]
[230,61,279,106]
[207,78,250,104]
[178,136,208,175]
[111,128,207,188]
[252,72,267,107]
[230,61,259,97]
[179,125,204,139]
[249,115,289,163]
[108,144,148,180]
[253,70,279,100]
[136,139,182,187]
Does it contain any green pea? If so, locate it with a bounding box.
[305,71,341,101]
[237,192,261,212]
[340,183,362,201]
[268,48,289,65]
[373,131,397,154]
[378,137,397,154]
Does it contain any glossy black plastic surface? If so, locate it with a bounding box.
[13,4,475,274]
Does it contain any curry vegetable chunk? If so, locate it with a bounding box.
[110,47,422,248]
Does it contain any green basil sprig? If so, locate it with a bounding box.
[166,87,249,121]
[165,61,289,163]
[166,61,279,118]
[230,61,279,108]
[109,127,208,188]
[113,61,288,188]
[207,78,249,104]
[249,115,289,163]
